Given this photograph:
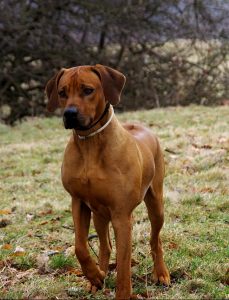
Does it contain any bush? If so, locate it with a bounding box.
[0,1,228,124]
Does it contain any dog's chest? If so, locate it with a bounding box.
[61,136,147,212]
[62,163,117,215]
[62,153,114,199]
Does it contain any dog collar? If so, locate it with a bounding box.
[76,102,110,131]
[77,106,114,140]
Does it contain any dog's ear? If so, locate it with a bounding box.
[92,64,126,105]
[45,69,65,112]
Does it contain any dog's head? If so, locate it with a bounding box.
[45,64,126,130]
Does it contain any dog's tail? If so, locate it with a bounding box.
[151,137,165,200]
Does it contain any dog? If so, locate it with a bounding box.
[45,64,170,299]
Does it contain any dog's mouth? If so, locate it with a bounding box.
[63,114,92,130]
[63,103,110,131]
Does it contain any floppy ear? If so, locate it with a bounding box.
[45,69,65,112]
[92,64,126,105]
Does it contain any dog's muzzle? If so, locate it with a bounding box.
[63,107,81,129]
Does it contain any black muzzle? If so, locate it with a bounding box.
[63,107,79,129]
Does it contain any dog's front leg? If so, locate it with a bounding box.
[112,213,133,299]
[93,214,112,274]
[72,198,105,288]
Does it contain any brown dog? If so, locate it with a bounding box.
[45,64,170,299]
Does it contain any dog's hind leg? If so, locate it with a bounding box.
[93,214,112,275]
[144,157,170,286]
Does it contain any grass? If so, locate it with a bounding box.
[49,254,76,270]
[0,105,228,299]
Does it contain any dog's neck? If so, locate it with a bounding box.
[70,109,130,175]
[73,105,116,140]
[72,107,125,150]
[77,105,114,140]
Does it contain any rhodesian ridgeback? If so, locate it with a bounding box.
[45,64,170,299]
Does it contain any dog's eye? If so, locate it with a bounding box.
[58,90,67,98]
[83,88,94,96]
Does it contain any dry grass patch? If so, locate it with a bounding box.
[0,105,228,299]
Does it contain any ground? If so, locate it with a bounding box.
[0,105,228,299]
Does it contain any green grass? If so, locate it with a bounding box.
[49,254,76,270]
[0,105,228,299]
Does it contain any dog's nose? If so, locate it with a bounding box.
[63,107,78,129]
[63,107,78,118]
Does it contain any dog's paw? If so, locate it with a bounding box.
[87,269,105,289]
[152,266,170,286]
[86,282,99,294]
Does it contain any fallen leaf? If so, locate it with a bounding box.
[148,122,162,128]
[53,246,64,252]
[39,209,53,216]
[192,143,212,149]
[0,209,11,215]
[164,148,179,155]
[192,143,199,149]
[12,252,25,257]
[202,144,212,149]
[199,187,214,193]
[27,231,33,237]
[168,242,179,250]
[51,216,61,222]
[0,219,12,228]
[39,220,48,225]
[66,266,83,276]
[1,244,12,250]
[0,260,5,268]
